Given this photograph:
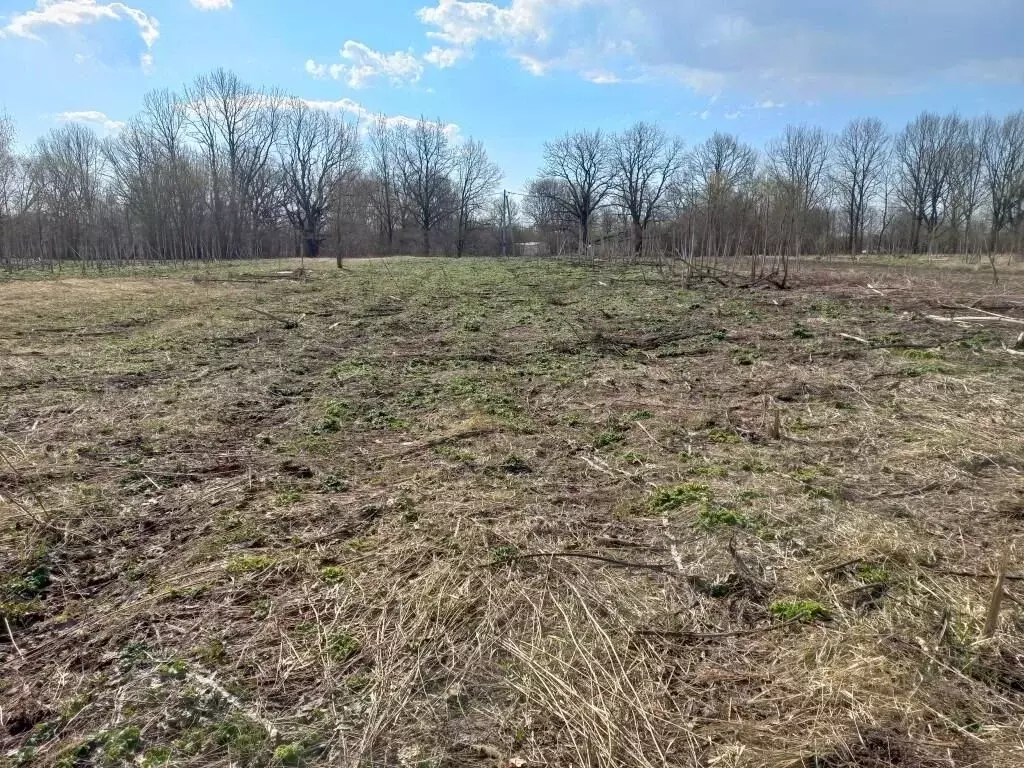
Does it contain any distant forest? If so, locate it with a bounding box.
[2,68,1023,271]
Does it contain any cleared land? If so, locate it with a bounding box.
[2,257,1024,767]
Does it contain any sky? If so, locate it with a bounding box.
[2,0,1024,192]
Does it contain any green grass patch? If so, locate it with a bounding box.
[225,554,276,575]
[327,632,361,661]
[650,483,713,512]
[695,505,749,530]
[319,566,348,584]
[769,599,831,623]
[274,742,307,766]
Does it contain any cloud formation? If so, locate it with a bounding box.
[306,41,424,88]
[190,0,232,10]
[56,109,125,131]
[300,97,461,139]
[414,0,1024,98]
[2,1,159,48]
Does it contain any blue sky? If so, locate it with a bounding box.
[2,0,1024,191]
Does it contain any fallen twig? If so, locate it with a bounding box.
[4,617,25,658]
[484,551,671,573]
[838,332,871,345]
[926,314,1024,326]
[928,568,1024,582]
[635,618,803,641]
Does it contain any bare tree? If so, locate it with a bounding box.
[185,69,283,258]
[894,112,958,253]
[686,133,758,268]
[689,132,758,204]
[35,123,107,266]
[609,122,684,260]
[980,112,1024,254]
[831,118,889,254]
[946,118,985,256]
[278,101,360,258]
[395,118,455,255]
[0,112,16,265]
[453,138,502,257]
[766,125,832,259]
[368,117,400,252]
[539,129,612,255]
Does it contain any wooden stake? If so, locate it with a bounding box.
[983,548,1011,639]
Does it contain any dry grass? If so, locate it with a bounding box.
[2,256,1024,767]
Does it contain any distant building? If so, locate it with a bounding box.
[517,242,550,257]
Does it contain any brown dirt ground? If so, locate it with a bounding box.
[2,256,1024,767]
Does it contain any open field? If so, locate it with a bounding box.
[3,257,1024,767]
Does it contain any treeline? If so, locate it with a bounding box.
[526,113,1024,275]
[2,67,1024,272]
[0,69,503,270]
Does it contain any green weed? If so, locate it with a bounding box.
[319,566,347,584]
[103,726,144,762]
[769,599,831,622]
[225,554,276,575]
[594,429,626,449]
[856,563,891,585]
[319,474,350,493]
[650,483,713,512]
[327,632,361,661]
[142,746,172,767]
[695,505,749,530]
[274,742,306,766]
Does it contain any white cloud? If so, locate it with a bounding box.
[415,0,1024,98]
[513,53,547,76]
[191,0,232,9]
[56,110,125,131]
[306,40,424,88]
[304,59,327,78]
[423,45,464,68]
[416,0,581,47]
[583,70,620,85]
[300,98,461,139]
[2,0,160,48]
